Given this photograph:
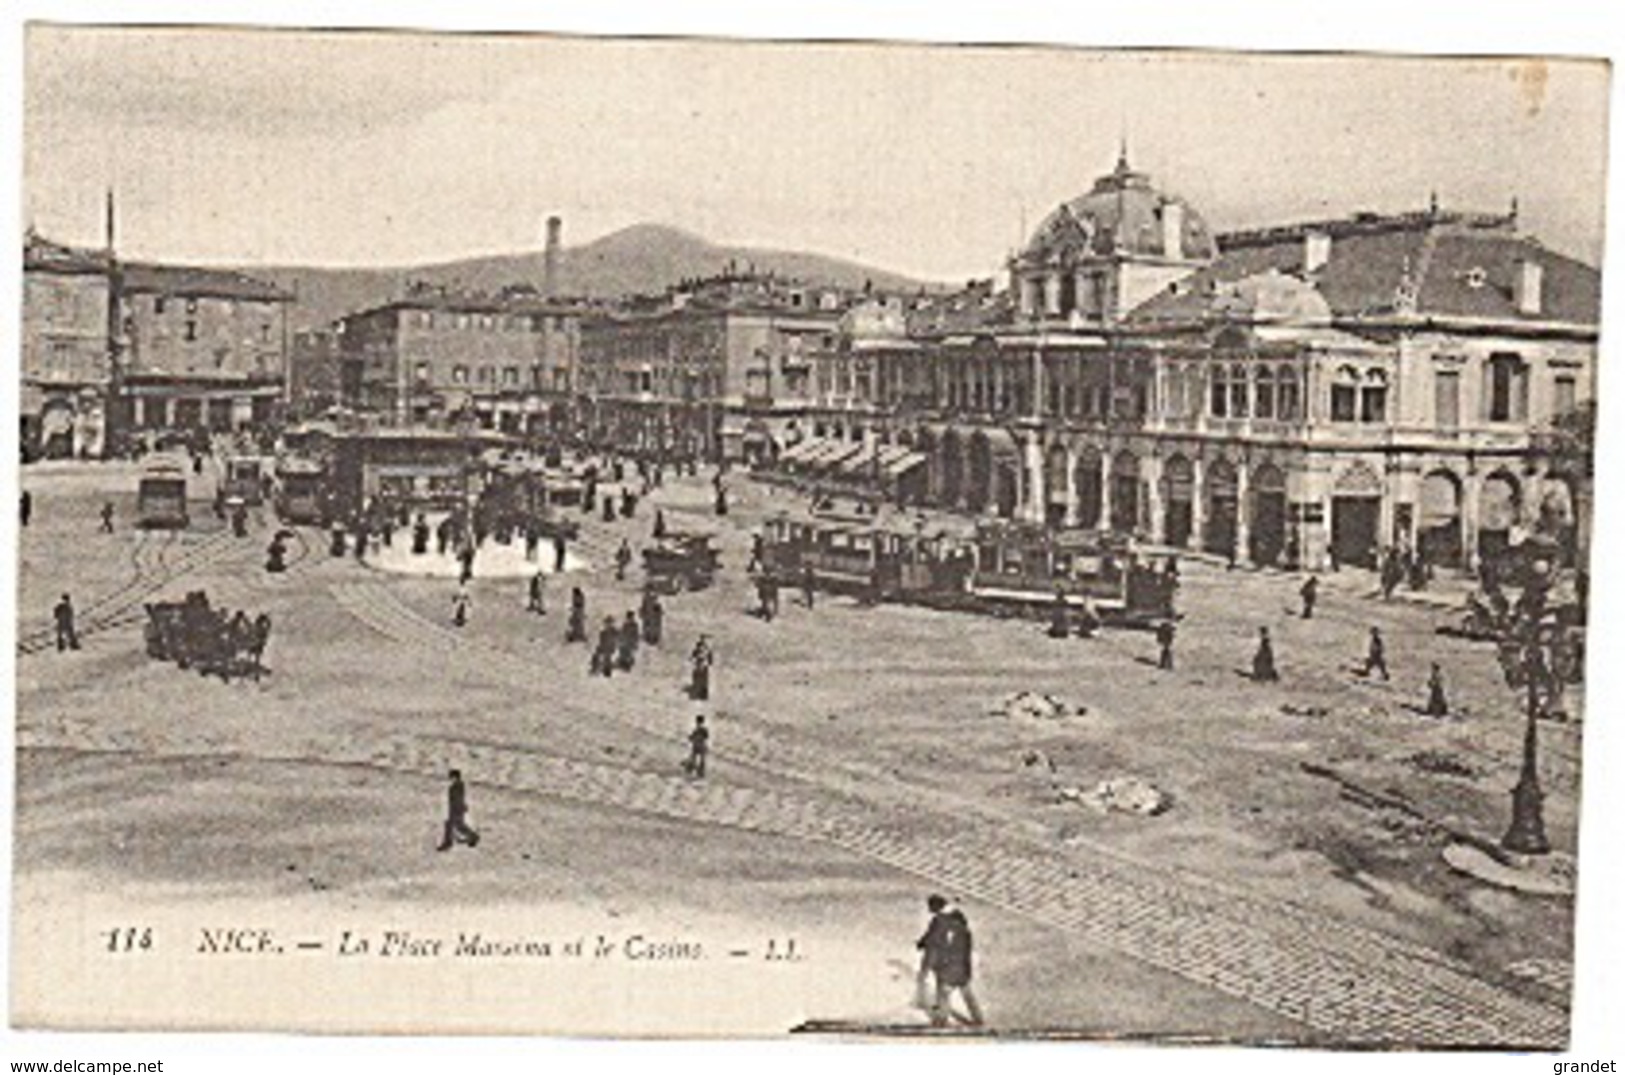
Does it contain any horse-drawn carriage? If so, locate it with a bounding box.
[643,533,722,594]
[144,591,272,680]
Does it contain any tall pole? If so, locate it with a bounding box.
[104,187,125,457]
[1502,649,1550,854]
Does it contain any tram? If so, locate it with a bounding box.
[274,458,328,525]
[220,455,270,506]
[759,507,1176,626]
[136,456,190,529]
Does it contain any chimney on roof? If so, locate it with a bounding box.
[543,216,562,299]
[1514,258,1544,316]
[1304,230,1332,275]
[1161,201,1184,260]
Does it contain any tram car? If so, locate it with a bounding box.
[136,456,190,529]
[221,455,270,507]
[274,458,328,525]
[965,522,1176,626]
[643,532,722,594]
[758,511,1175,626]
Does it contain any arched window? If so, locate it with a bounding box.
[1277,364,1301,420]
[1255,365,1277,419]
[1229,362,1250,418]
[1331,365,1359,422]
[1361,369,1389,423]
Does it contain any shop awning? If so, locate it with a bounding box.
[815,441,867,471]
[881,448,928,478]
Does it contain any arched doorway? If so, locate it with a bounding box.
[1073,450,1102,529]
[39,398,77,460]
[1204,458,1239,557]
[1332,461,1383,569]
[1110,450,1140,534]
[1045,445,1069,528]
[966,433,993,513]
[1250,463,1288,565]
[1418,469,1464,567]
[995,463,1020,519]
[1162,455,1194,548]
[1478,470,1521,566]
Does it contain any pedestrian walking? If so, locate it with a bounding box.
[100,501,115,534]
[603,495,616,523]
[553,532,568,572]
[641,590,664,645]
[436,769,480,851]
[566,587,587,643]
[802,564,816,609]
[232,501,249,539]
[412,515,430,555]
[747,534,764,574]
[1426,662,1450,717]
[1156,620,1176,671]
[1251,626,1279,682]
[451,587,471,628]
[916,895,984,1028]
[683,715,709,778]
[756,575,779,621]
[615,539,632,581]
[689,636,714,700]
[459,544,476,586]
[592,617,619,677]
[527,570,547,615]
[20,490,32,528]
[1362,626,1390,681]
[653,509,667,541]
[54,593,80,652]
[1299,575,1318,619]
[616,610,640,671]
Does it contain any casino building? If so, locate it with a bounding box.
[795,151,1600,572]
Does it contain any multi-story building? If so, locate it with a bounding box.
[21,232,114,459]
[116,261,293,436]
[335,285,584,435]
[795,153,1599,573]
[287,328,343,419]
[577,272,846,462]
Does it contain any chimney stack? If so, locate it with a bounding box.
[1160,201,1184,260]
[543,215,562,298]
[1304,231,1332,274]
[1514,258,1544,316]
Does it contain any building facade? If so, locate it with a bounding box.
[21,233,114,459]
[577,273,847,462]
[336,286,584,436]
[115,262,293,438]
[794,155,1599,573]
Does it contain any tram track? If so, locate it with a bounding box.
[16,527,269,657]
[324,575,1567,1047]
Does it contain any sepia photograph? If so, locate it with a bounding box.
[6,4,1620,1068]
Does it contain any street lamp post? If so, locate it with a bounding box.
[1499,617,1552,855]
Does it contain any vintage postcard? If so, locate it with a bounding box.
[10,20,1612,1050]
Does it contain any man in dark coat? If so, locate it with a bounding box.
[100,501,115,533]
[1426,662,1450,717]
[689,636,714,700]
[1048,590,1070,639]
[1299,575,1318,619]
[653,509,667,540]
[641,590,664,645]
[615,539,632,581]
[54,594,80,652]
[412,515,430,555]
[1251,627,1278,682]
[436,769,480,851]
[1361,626,1390,681]
[616,610,640,671]
[683,715,709,779]
[527,570,547,615]
[1156,620,1176,671]
[20,490,32,528]
[916,895,984,1028]
[593,617,619,677]
[566,587,587,642]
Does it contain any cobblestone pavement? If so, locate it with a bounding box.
[15,556,1569,1047]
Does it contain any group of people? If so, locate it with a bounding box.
[144,590,273,682]
[1243,597,1453,718]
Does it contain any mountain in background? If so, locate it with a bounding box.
[240,223,941,332]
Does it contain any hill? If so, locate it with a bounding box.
[241,224,937,332]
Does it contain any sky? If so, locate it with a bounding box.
[21,23,1614,282]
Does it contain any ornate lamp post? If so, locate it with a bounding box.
[1497,594,1553,855]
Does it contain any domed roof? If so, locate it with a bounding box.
[1020,152,1217,265]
